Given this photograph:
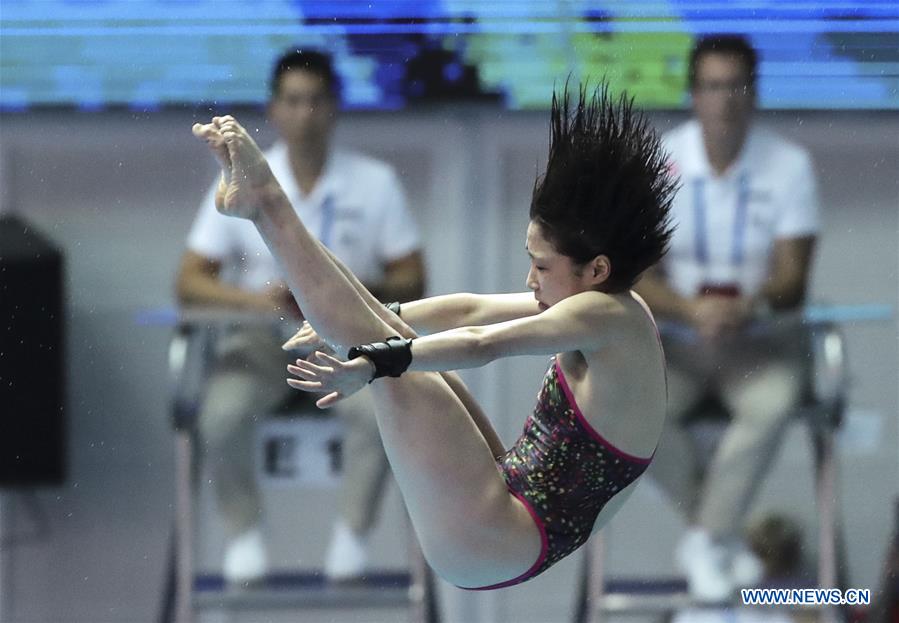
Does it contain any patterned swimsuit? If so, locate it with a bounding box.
[464,358,654,590]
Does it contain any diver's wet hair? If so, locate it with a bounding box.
[529,81,677,292]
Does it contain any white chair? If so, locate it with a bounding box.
[157,309,439,623]
[575,317,849,623]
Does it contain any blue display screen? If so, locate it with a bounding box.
[1,1,897,110]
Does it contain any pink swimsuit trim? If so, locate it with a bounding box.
[457,487,548,591]
[553,359,654,464]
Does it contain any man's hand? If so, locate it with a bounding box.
[689,295,755,339]
[286,352,373,408]
[262,283,302,318]
[191,115,277,220]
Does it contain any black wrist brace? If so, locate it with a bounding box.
[384,301,402,316]
[347,336,413,381]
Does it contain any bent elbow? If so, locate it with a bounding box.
[471,326,499,366]
[174,274,192,305]
[458,293,480,326]
[770,282,807,311]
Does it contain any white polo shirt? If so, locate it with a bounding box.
[661,120,820,299]
[186,143,421,291]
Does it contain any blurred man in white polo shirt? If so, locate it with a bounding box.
[635,35,819,602]
[176,49,426,585]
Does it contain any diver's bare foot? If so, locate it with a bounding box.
[191,115,278,220]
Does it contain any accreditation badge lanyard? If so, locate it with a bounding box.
[319,194,335,248]
[692,171,751,278]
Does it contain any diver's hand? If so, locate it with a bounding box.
[282,321,332,353]
[286,351,373,408]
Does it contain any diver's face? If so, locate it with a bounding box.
[268,70,336,150]
[524,221,593,310]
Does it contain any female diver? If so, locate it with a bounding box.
[191,83,675,589]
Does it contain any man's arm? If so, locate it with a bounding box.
[757,236,816,311]
[175,249,287,313]
[366,251,426,305]
[309,242,420,332]
[634,267,741,339]
[633,266,693,322]
[633,236,816,337]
